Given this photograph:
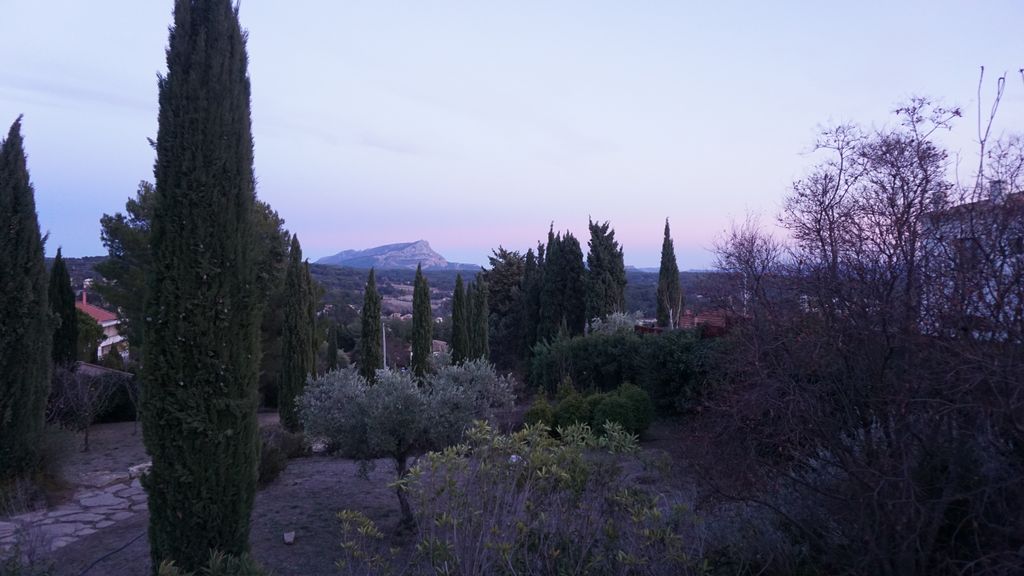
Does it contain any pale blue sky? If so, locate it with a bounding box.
[2,1,1022,268]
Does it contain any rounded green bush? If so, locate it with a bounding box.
[584,392,608,419]
[554,393,591,429]
[523,397,554,428]
[615,383,654,435]
[592,395,637,434]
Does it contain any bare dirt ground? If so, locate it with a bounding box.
[28,414,696,576]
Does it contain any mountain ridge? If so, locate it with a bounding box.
[316,240,479,271]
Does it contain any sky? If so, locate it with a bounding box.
[2,1,1022,269]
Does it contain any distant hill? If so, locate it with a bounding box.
[316,240,478,271]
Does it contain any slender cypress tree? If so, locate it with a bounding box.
[411,264,432,378]
[141,2,262,570]
[471,278,490,361]
[656,219,683,328]
[359,269,383,381]
[451,273,469,364]
[560,232,587,337]
[585,219,627,323]
[279,235,313,431]
[326,324,339,372]
[537,229,562,343]
[0,117,51,483]
[465,282,477,358]
[49,247,79,366]
[304,261,318,377]
[521,247,541,354]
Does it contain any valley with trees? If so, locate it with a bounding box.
[2,1,1023,575]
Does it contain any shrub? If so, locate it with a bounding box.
[584,392,608,419]
[157,551,269,576]
[257,425,305,487]
[592,394,637,434]
[616,383,654,435]
[335,421,705,575]
[523,397,553,427]
[530,329,717,411]
[299,362,515,526]
[553,392,590,429]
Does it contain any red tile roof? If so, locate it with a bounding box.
[76,301,118,323]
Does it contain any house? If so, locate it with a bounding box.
[75,285,128,360]
[921,183,1024,340]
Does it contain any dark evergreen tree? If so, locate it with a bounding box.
[359,268,383,381]
[481,247,525,371]
[451,273,469,364]
[304,261,318,377]
[522,245,543,354]
[585,219,627,323]
[537,228,562,343]
[471,278,490,361]
[560,232,587,337]
[97,185,290,395]
[326,324,339,372]
[0,117,51,483]
[411,264,432,378]
[141,2,262,570]
[279,235,313,431]
[96,181,155,357]
[656,218,683,328]
[49,247,79,366]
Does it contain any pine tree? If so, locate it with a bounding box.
[411,264,432,378]
[471,278,490,361]
[480,247,525,371]
[656,219,683,328]
[359,268,383,381]
[49,247,79,366]
[0,117,51,483]
[141,2,262,570]
[279,235,313,431]
[585,219,627,323]
[451,273,469,364]
[326,325,339,372]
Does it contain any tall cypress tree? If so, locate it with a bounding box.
[451,273,469,364]
[304,261,318,377]
[411,264,432,378]
[0,117,51,483]
[359,268,383,381]
[49,247,79,366]
[656,218,683,328]
[585,219,627,323]
[471,278,490,361]
[279,235,313,431]
[326,324,339,372]
[537,229,562,343]
[560,232,587,337]
[521,247,541,354]
[141,2,262,570]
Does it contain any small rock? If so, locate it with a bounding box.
[128,462,152,479]
[283,531,295,545]
[95,521,115,529]
[110,512,134,521]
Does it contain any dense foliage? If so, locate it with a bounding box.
[530,329,715,411]
[141,1,263,571]
[0,118,51,484]
[450,273,469,363]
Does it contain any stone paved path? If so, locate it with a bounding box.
[0,468,148,553]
